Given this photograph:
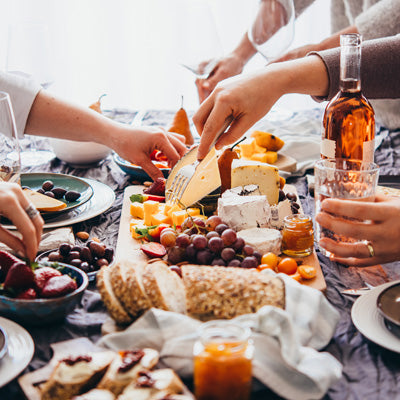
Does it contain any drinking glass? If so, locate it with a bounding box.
[314,158,379,257]
[6,22,55,166]
[248,0,295,62]
[0,92,21,185]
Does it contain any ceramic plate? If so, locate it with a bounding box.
[0,316,34,388]
[21,172,94,216]
[3,178,115,230]
[0,325,7,361]
[113,153,169,182]
[352,280,400,353]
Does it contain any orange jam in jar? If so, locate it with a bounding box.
[281,214,314,257]
[193,321,254,400]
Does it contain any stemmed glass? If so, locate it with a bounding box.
[0,92,21,185]
[248,0,295,63]
[6,22,55,166]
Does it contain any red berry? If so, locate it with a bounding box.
[141,242,167,258]
[16,288,37,300]
[41,275,78,298]
[0,250,21,281]
[4,262,34,290]
[34,267,63,295]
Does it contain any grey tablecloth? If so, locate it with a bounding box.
[1,108,400,400]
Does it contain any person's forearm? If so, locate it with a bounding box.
[316,25,358,52]
[231,33,257,66]
[24,91,118,146]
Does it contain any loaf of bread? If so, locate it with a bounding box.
[40,351,115,400]
[182,265,285,320]
[97,266,133,325]
[142,261,186,314]
[71,388,115,400]
[97,348,159,395]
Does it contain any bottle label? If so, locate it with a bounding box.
[321,138,336,158]
[363,139,375,163]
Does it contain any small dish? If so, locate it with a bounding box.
[377,282,400,337]
[0,263,89,326]
[21,173,93,217]
[49,138,111,167]
[0,325,8,361]
[113,153,169,182]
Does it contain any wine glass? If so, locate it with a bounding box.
[6,22,55,166]
[0,92,21,185]
[178,1,223,79]
[248,0,295,63]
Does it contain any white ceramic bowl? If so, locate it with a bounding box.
[49,138,111,167]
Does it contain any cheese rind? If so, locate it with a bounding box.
[270,199,293,230]
[231,159,280,205]
[237,227,282,255]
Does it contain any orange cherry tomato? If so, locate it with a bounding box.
[289,271,302,282]
[261,252,279,268]
[257,264,275,272]
[277,257,298,275]
[297,265,317,280]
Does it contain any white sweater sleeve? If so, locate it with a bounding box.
[0,72,41,138]
[355,0,400,40]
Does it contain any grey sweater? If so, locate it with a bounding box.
[295,0,400,129]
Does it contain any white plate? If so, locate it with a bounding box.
[351,280,400,353]
[0,316,34,388]
[3,178,115,230]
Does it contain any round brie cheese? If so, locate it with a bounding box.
[237,228,282,255]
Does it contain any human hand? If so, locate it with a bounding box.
[316,195,400,266]
[193,66,284,160]
[0,183,44,261]
[111,126,187,181]
[195,54,246,103]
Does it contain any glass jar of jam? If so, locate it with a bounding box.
[193,321,254,400]
[281,214,314,257]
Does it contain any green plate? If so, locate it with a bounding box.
[21,173,94,216]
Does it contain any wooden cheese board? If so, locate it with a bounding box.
[274,153,297,173]
[18,338,195,400]
[116,185,326,292]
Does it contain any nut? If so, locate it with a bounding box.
[143,181,152,187]
[76,231,89,240]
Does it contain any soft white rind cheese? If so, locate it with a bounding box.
[237,228,282,255]
[218,192,271,231]
[231,159,280,205]
[222,184,261,197]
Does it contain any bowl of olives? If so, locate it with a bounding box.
[36,240,114,282]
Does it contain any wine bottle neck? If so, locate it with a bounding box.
[340,34,362,93]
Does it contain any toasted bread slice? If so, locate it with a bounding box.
[152,392,193,400]
[117,387,158,400]
[110,260,151,319]
[40,351,115,400]
[23,188,67,212]
[97,348,159,395]
[142,261,186,314]
[182,265,285,320]
[97,266,133,325]
[72,388,116,400]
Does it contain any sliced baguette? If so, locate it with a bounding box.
[142,261,186,314]
[97,348,159,395]
[97,266,133,325]
[182,265,285,320]
[152,392,194,400]
[23,188,67,212]
[40,351,115,400]
[110,260,151,319]
[72,388,116,400]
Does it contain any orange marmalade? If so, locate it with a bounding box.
[281,214,314,257]
[193,321,253,400]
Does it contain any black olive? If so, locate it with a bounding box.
[59,243,72,257]
[42,180,54,191]
[44,191,55,198]
[51,187,67,199]
[278,189,286,202]
[286,192,297,202]
[65,191,81,202]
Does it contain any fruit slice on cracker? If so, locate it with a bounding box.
[23,188,67,212]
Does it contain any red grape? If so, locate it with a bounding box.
[181,217,194,230]
[196,249,213,265]
[211,258,226,266]
[206,215,222,231]
[243,245,254,256]
[160,230,176,248]
[228,259,241,267]
[221,247,235,262]
[167,246,185,264]
[193,218,206,228]
[176,233,191,248]
[192,234,208,250]
[232,237,245,252]
[185,244,197,262]
[206,231,219,240]
[208,237,224,253]
[241,256,258,269]
[253,251,262,264]
[221,229,237,246]
[215,223,229,235]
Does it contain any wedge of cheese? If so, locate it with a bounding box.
[23,188,67,212]
[231,159,280,205]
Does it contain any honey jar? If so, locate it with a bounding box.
[281,214,314,257]
[193,321,254,400]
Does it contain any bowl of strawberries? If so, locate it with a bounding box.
[0,250,88,326]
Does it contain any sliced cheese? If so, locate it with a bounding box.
[143,200,159,226]
[231,159,280,205]
[237,227,282,256]
[23,188,67,212]
[130,202,144,219]
[151,213,171,226]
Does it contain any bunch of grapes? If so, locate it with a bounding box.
[160,215,261,269]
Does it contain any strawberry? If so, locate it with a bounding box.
[34,267,62,295]
[140,242,167,258]
[0,250,21,282]
[16,288,37,300]
[41,275,78,298]
[143,177,166,197]
[4,261,34,290]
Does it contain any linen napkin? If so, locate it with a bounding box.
[98,272,342,400]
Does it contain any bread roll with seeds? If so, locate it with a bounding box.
[182,265,285,320]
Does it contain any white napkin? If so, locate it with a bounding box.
[98,272,342,400]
